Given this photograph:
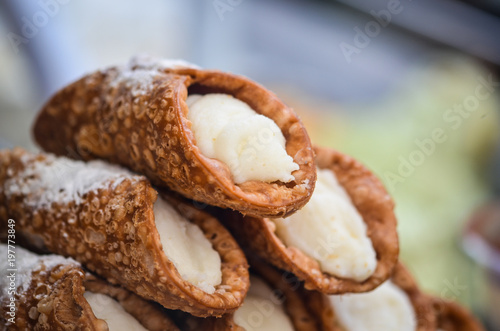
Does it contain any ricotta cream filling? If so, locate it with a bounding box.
[272,168,376,282]
[233,276,294,331]
[329,281,417,331]
[186,93,299,184]
[84,292,147,331]
[154,199,222,293]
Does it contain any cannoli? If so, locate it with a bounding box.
[174,258,324,331]
[0,244,179,330]
[0,148,249,317]
[32,55,316,218]
[306,263,436,331]
[430,297,484,331]
[220,146,398,294]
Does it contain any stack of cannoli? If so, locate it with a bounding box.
[0,55,484,330]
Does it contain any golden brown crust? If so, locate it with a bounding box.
[302,263,436,331]
[430,296,485,331]
[169,312,242,331]
[0,247,180,330]
[0,148,249,317]
[299,290,336,331]
[84,274,180,331]
[0,255,106,331]
[220,146,399,294]
[32,58,316,219]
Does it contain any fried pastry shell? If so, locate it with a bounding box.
[430,296,485,331]
[0,249,104,330]
[220,146,399,294]
[0,148,249,317]
[33,57,316,219]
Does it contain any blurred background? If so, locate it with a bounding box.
[1,0,499,328]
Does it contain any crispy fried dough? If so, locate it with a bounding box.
[33,57,316,218]
[430,296,485,331]
[0,148,249,317]
[0,245,180,330]
[220,146,398,294]
[0,247,105,330]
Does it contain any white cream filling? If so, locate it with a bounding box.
[154,199,222,293]
[329,281,417,331]
[186,93,299,184]
[84,292,147,331]
[233,276,294,331]
[272,168,376,282]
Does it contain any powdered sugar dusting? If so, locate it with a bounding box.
[108,56,199,97]
[4,153,141,209]
[109,69,160,97]
[0,244,79,299]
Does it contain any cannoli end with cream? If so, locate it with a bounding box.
[33,56,317,218]
[220,146,398,294]
[0,148,249,317]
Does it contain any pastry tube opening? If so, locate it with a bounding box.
[153,198,222,293]
[219,146,399,294]
[0,148,249,317]
[33,55,317,218]
[301,263,437,331]
[185,93,299,184]
[330,280,417,331]
[272,167,377,282]
[182,75,307,190]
